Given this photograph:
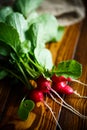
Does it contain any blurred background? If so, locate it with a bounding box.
[0,0,86,26]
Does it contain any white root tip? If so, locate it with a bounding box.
[72,79,87,86]
[43,101,62,130]
[74,91,87,99]
[50,88,87,119]
[49,93,87,119]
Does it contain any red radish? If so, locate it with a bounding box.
[51,75,73,95]
[51,75,87,97]
[51,75,68,83]
[29,89,44,103]
[35,75,87,100]
[60,85,74,95]
[52,80,87,98]
[36,75,51,93]
[67,77,72,82]
[29,88,62,130]
[52,81,66,93]
[52,82,73,95]
[35,75,87,101]
[51,74,87,86]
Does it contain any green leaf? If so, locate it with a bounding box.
[28,23,40,50]
[6,12,28,42]
[0,22,21,53]
[28,13,59,49]
[18,98,35,120]
[0,6,13,22]
[53,60,82,79]
[27,11,38,27]
[34,48,53,70]
[20,40,32,54]
[13,0,43,18]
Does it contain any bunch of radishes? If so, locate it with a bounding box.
[28,74,87,130]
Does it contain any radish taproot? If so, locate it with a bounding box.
[49,89,87,119]
[29,88,62,130]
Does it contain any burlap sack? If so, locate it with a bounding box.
[37,0,85,26]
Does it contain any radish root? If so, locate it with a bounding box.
[74,91,87,99]
[50,88,87,119]
[49,93,87,119]
[44,101,62,130]
[72,79,87,86]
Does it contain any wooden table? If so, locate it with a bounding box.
[0,3,87,130]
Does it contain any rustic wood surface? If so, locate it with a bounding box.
[0,2,87,130]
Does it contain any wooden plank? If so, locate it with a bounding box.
[59,16,87,130]
[48,22,82,64]
[0,21,82,130]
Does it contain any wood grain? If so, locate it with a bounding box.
[47,22,82,64]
